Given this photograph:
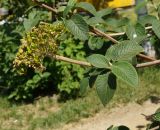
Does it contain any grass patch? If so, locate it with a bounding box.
[0,67,160,130]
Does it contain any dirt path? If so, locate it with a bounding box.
[62,100,159,130]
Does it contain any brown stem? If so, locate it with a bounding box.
[54,55,160,68]
[32,0,58,14]
[51,2,56,21]
[55,55,92,67]
[136,59,160,68]
[92,27,119,44]
[108,32,125,37]
[138,54,155,61]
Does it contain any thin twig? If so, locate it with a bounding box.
[92,27,119,44]
[32,0,58,13]
[107,26,152,37]
[55,55,92,67]
[136,59,160,68]
[108,32,125,37]
[138,54,155,61]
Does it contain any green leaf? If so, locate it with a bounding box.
[147,122,159,130]
[80,77,89,95]
[23,18,39,31]
[126,24,137,40]
[86,17,105,25]
[65,14,89,40]
[88,36,104,50]
[76,2,96,15]
[115,126,130,130]
[63,6,73,17]
[58,6,66,12]
[153,112,160,122]
[132,36,147,44]
[135,23,145,36]
[126,23,145,40]
[105,40,143,61]
[23,10,48,31]
[63,0,76,17]
[105,45,115,61]
[138,16,160,39]
[106,18,129,28]
[87,54,109,68]
[41,72,51,78]
[158,4,160,19]
[135,0,147,13]
[95,73,116,106]
[68,0,77,6]
[152,20,160,39]
[32,74,41,83]
[95,8,112,18]
[107,125,130,130]
[111,61,138,87]
[139,15,157,26]
[126,23,146,44]
[130,56,137,66]
[86,68,103,77]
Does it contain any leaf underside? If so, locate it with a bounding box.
[95,73,117,106]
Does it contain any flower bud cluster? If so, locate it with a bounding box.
[13,22,66,73]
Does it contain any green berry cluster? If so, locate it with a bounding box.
[13,22,66,73]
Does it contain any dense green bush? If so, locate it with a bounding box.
[57,38,86,95]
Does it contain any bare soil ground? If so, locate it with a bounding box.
[61,100,159,130]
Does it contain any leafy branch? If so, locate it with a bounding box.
[53,54,160,68]
[14,0,160,106]
[92,27,155,61]
[32,0,156,62]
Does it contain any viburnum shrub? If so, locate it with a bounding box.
[13,0,160,106]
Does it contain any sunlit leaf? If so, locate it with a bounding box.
[65,14,89,40]
[111,61,138,87]
[87,54,109,68]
